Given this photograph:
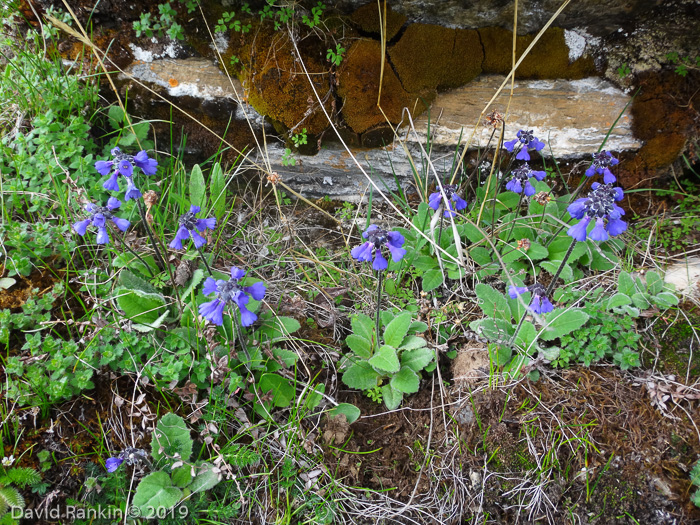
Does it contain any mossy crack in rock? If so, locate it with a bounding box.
[479,26,596,79]
[389,24,483,93]
[350,2,407,40]
[337,39,430,134]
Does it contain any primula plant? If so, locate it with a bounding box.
[343,225,435,408]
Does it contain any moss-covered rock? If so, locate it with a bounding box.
[221,21,332,135]
[389,24,483,93]
[337,39,430,134]
[350,2,407,41]
[478,26,595,79]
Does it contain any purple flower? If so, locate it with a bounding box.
[504,130,545,161]
[105,457,124,473]
[105,447,148,472]
[566,183,627,242]
[509,283,554,315]
[585,151,619,184]
[505,163,547,196]
[351,225,406,271]
[95,147,157,199]
[72,197,130,245]
[428,184,468,218]
[199,267,266,326]
[169,205,217,249]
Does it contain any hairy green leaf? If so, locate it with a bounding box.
[368,345,400,373]
[383,312,412,348]
[132,472,182,518]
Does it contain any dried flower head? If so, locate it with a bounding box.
[517,239,531,251]
[533,191,552,206]
[484,110,505,129]
[266,172,282,186]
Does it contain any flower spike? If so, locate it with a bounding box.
[566,183,627,242]
[428,184,468,218]
[504,130,545,161]
[199,266,266,327]
[169,205,217,250]
[72,198,130,245]
[95,147,158,200]
[509,283,554,315]
[505,163,547,196]
[585,150,619,184]
[351,225,406,271]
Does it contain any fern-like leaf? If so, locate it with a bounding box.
[0,486,24,510]
[692,489,700,509]
[6,468,40,489]
[690,461,700,487]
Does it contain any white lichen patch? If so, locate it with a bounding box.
[564,29,600,62]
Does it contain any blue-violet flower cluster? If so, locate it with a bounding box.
[105,447,148,473]
[504,130,545,161]
[585,150,619,184]
[199,267,266,327]
[351,225,406,271]
[428,184,468,218]
[170,205,216,249]
[505,163,547,196]
[567,182,627,242]
[95,147,158,201]
[73,197,130,244]
[509,283,554,315]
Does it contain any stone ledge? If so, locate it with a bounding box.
[412,75,640,156]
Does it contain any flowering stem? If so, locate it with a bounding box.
[136,200,166,271]
[196,245,213,276]
[510,310,529,348]
[502,192,525,254]
[135,200,182,312]
[545,240,577,297]
[117,231,155,278]
[230,307,251,365]
[375,270,383,348]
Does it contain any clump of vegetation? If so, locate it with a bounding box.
[2,4,698,525]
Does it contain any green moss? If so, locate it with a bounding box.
[337,39,430,134]
[478,26,595,79]
[649,316,700,380]
[389,24,482,93]
[350,2,406,40]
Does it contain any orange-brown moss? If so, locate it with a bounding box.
[350,2,406,40]
[222,22,332,135]
[636,134,687,169]
[337,39,430,134]
[478,26,595,79]
[388,24,483,93]
[628,71,699,173]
